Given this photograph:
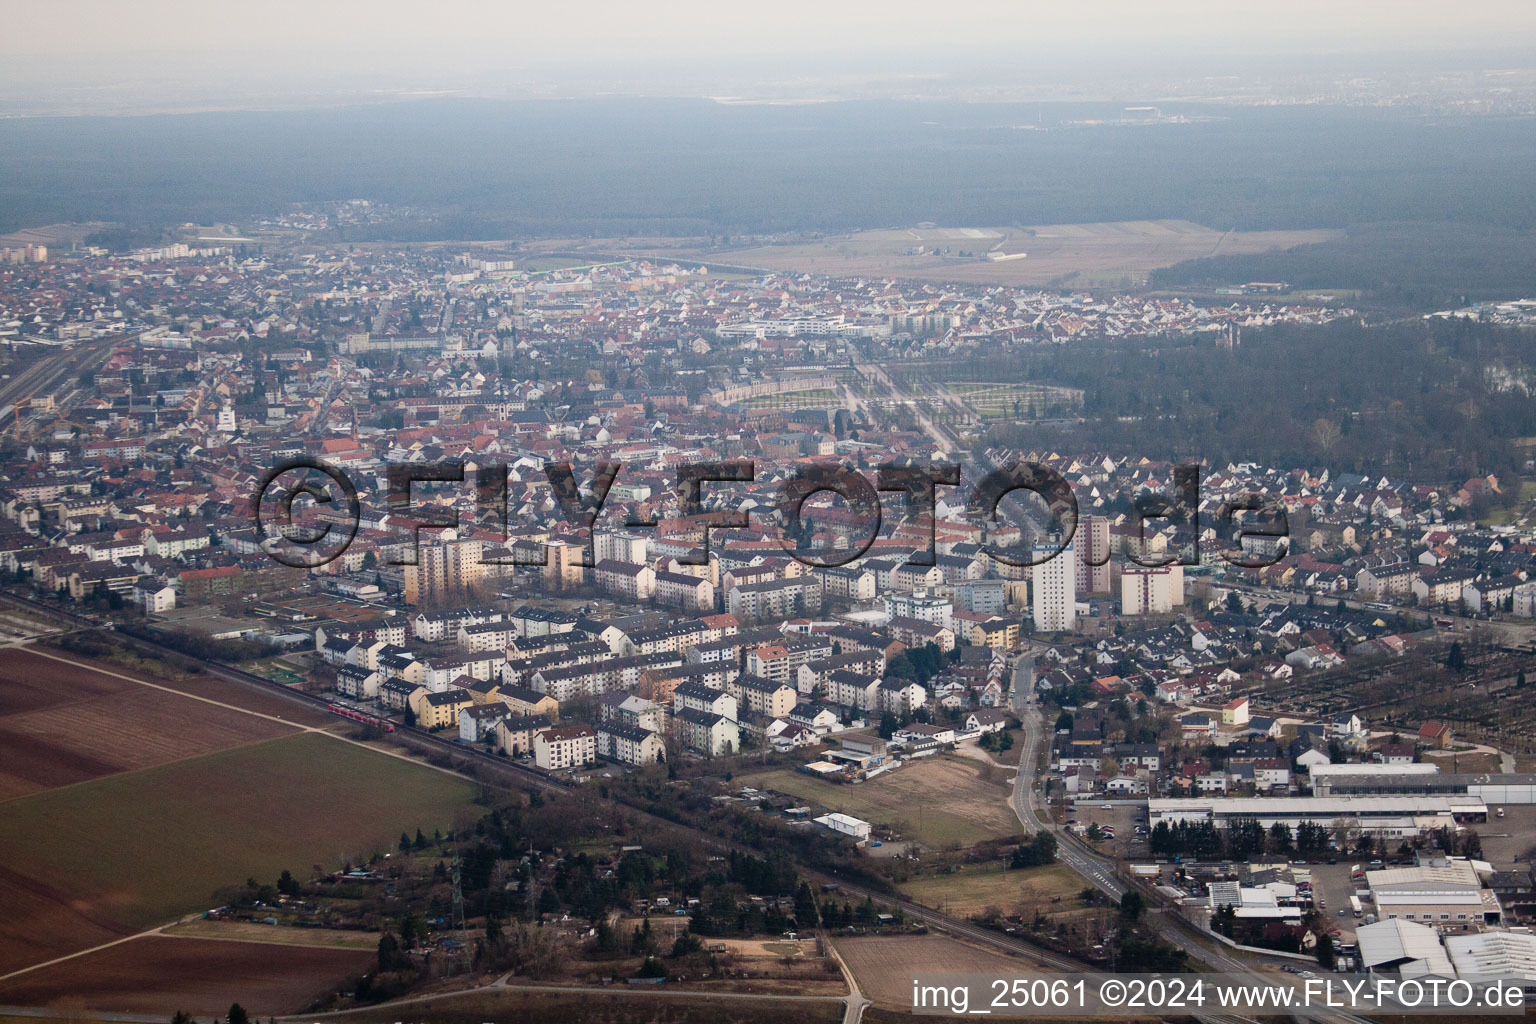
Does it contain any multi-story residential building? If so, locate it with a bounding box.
[883,589,954,631]
[825,669,881,711]
[886,615,955,653]
[797,651,885,694]
[594,530,650,565]
[954,578,1008,615]
[1412,569,1477,608]
[413,606,501,641]
[457,619,518,653]
[727,576,822,619]
[1514,581,1536,618]
[655,569,715,610]
[542,538,587,590]
[1120,563,1184,615]
[675,707,740,757]
[1075,515,1112,594]
[601,692,667,734]
[877,677,927,714]
[1031,536,1076,632]
[597,721,666,765]
[459,703,514,744]
[494,714,552,756]
[1355,562,1419,601]
[892,562,944,592]
[490,682,559,719]
[335,665,383,699]
[420,651,504,691]
[404,535,484,606]
[818,565,876,602]
[508,605,578,638]
[966,616,1022,650]
[672,680,738,721]
[411,687,475,730]
[728,674,798,717]
[534,723,597,770]
[381,678,424,712]
[594,559,656,601]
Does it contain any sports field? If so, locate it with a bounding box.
[0,731,478,975]
[739,756,1020,848]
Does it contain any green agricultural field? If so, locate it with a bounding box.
[0,732,478,931]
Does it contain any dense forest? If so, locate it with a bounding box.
[1,99,1534,241]
[983,317,1536,484]
[1150,221,1536,310]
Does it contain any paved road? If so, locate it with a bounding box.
[1009,654,1126,899]
[852,360,966,452]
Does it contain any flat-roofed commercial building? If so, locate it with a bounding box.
[1147,795,1487,838]
[1367,860,1502,931]
[1312,765,1536,804]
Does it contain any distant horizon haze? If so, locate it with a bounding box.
[4,1,1536,114]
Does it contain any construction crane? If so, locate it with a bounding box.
[9,395,56,439]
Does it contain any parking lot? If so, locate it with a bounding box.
[1305,861,1364,943]
[1064,800,1147,857]
[1475,803,1536,867]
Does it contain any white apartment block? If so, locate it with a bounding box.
[534,724,597,771]
[1031,536,1076,632]
[883,589,953,631]
[1120,563,1184,615]
[593,559,656,601]
[594,530,650,565]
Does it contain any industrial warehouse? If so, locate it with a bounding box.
[1147,795,1488,837]
[1311,763,1536,803]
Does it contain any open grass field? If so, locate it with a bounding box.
[900,863,1085,921]
[835,934,1042,1008]
[655,220,1342,288]
[1479,480,1536,527]
[0,935,373,1016]
[162,919,385,950]
[302,989,845,1024]
[740,756,1020,848]
[0,731,479,975]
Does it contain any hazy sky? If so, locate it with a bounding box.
[12,0,1536,61]
[5,0,1536,110]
